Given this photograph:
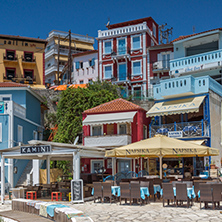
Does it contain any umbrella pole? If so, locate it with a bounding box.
[159,156,163,179]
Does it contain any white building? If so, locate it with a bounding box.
[45,30,94,86]
[72,50,98,84]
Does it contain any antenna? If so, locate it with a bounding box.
[159,24,173,44]
[105,17,110,28]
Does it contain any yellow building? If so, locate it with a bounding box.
[0,34,47,88]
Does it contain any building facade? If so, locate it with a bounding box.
[0,34,46,87]
[72,50,98,84]
[147,75,222,175]
[97,17,159,100]
[82,98,150,174]
[0,82,45,187]
[169,28,222,84]
[45,30,95,86]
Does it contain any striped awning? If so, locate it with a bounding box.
[147,96,205,117]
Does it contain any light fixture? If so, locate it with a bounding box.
[13,166,17,174]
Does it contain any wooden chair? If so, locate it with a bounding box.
[130,181,142,206]
[212,184,222,209]
[153,178,162,188]
[199,183,213,209]
[147,179,156,201]
[176,183,190,208]
[162,183,175,207]
[194,181,200,201]
[120,182,130,205]
[102,182,112,203]
[183,181,193,188]
[140,181,149,204]
[93,182,103,203]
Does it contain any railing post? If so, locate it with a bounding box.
[174,122,177,131]
[201,119,204,136]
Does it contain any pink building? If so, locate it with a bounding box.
[81,98,150,174]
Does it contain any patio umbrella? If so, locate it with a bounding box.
[105,135,219,178]
[54,84,68,91]
[69,84,87,89]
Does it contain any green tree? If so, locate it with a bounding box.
[53,81,120,143]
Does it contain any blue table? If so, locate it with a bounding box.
[160,186,196,199]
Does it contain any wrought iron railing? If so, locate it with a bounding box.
[149,120,209,138]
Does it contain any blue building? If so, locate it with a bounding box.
[169,28,222,83]
[147,75,222,176]
[0,82,45,188]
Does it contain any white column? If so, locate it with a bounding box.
[46,156,50,184]
[140,157,143,171]
[1,155,5,204]
[133,159,136,172]
[76,152,80,180]
[147,158,149,173]
[33,160,40,185]
[159,156,163,179]
[73,152,76,179]
[112,158,116,176]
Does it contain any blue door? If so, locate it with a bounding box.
[118,39,126,55]
[119,63,127,81]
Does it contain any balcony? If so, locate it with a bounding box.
[13,102,26,119]
[150,120,209,138]
[22,55,36,66]
[170,49,222,76]
[152,61,170,73]
[98,22,152,39]
[45,65,64,76]
[4,74,36,84]
[111,47,130,60]
[84,134,131,147]
[153,75,222,100]
[3,53,18,63]
[121,89,153,101]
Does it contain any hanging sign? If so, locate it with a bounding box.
[20,145,51,154]
[168,131,183,138]
[71,179,84,203]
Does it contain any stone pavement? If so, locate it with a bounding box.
[72,201,222,222]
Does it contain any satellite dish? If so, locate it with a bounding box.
[73,136,79,145]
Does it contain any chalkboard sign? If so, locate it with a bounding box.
[71,179,84,203]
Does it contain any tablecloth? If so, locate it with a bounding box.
[55,207,82,215]
[154,185,161,194]
[39,202,54,217]
[26,200,43,206]
[35,201,47,209]
[140,187,150,200]
[46,204,67,217]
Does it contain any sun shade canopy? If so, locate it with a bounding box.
[105,135,219,158]
[147,96,205,117]
[83,111,137,126]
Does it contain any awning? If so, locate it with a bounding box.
[147,96,205,117]
[189,140,206,145]
[83,111,137,126]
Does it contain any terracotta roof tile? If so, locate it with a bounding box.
[83,98,145,114]
[172,28,222,43]
[0,82,28,88]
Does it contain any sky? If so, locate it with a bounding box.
[0,0,222,48]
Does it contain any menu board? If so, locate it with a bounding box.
[71,179,84,203]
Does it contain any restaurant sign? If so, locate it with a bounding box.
[168,131,183,138]
[20,145,51,154]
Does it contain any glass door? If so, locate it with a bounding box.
[118,63,127,81]
[118,39,126,55]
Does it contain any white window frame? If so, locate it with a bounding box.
[33,130,38,140]
[0,123,2,142]
[117,37,127,55]
[118,62,127,81]
[90,159,104,173]
[91,125,103,136]
[103,64,113,80]
[39,132,43,141]
[118,123,127,135]
[131,60,142,76]
[159,51,172,68]
[17,125,23,143]
[131,34,142,50]
[103,39,113,55]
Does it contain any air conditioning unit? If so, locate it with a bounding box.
[153,61,163,69]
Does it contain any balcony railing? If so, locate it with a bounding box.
[3,53,18,61]
[84,134,131,147]
[22,55,36,63]
[4,74,36,84]
[149,120,209,138]
[170,49,222,75]
[111,47,130,57]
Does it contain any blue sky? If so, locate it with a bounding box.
[1,0,221,48]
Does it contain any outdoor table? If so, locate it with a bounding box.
[160,186,196,199]
[10,188,26,199]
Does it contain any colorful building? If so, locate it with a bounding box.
[0,34,47,88]
[72,50,98,84]
[45,30,95,86]
[169,28,222,83]
[82,98,150,174]
[97,17,159,100]
[147,75,222,175]
[0,82,46,188]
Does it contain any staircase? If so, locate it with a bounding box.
[16,160,33,186]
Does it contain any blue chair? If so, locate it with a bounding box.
[103,175,114,182]
[126,171,138,178]
[138,170,149,177]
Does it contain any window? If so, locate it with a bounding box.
[18,125,23,143]
[91,160,104,173]
[132,35,140,49]
[79,80,84,84]
[118,160,130,172]
[39,132,43,141]
[0,123,2,142]
[104,41,112,54]
[132,61,141,75]
[33,131,38,140]
[119,124,126,135]
[92,126,102,136]
[24,52,34,62]
[89,58,95,67]
[104,65,112,79]
[47,63,51,67]
[88,79,93,84]
[47,46,51,51]
[75,61,80,69]
[118,38,126,55]
[6,68,15,80]
[107,124,114,135]
[6,50,15,60]
[153,23,156,37]
[24,70,33,79]
[151,40,154,46]
[80,62,83,69]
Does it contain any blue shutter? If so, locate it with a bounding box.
[105,41,111,54]
[91,58,95,66]
[118,39,126,55]
[76,62,80,69]
[119,64,127,81]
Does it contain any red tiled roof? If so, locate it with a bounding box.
[83,98,145,114]
[172,28,222,42]
[0,82,27,88]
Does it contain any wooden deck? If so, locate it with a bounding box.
[0,210,54,222]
